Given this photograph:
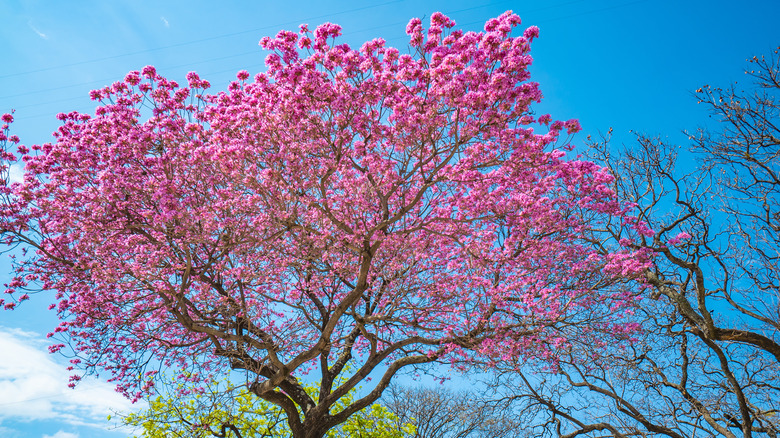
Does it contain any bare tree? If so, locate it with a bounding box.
[382,384,526,438]
[487,48,780,437]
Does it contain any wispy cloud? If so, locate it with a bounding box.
[43,431,80,438]
[0,327,138,429]
[160,16,170,28]
[0,426,21,438]
[27,21,49,40]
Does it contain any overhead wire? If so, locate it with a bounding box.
[1,0,649,120]
[0,0,574,100]
[0,0,408,80]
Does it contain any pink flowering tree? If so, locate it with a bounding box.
[1,12,649,438]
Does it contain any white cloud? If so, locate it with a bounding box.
[0,327,138,429]
[43,431,79,438]
[27,21,48,39]
[160,16,170,28]
[8,163,24,184]
[0,426,21,438]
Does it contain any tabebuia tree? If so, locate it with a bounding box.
[0,12,648,438]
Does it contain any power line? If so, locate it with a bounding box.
[1,51,262,101]
[1,0,650,118]
[0,0,583,83]
[0,0,407,80]
[13,62,267,120]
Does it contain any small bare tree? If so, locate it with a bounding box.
[382,384,525,438]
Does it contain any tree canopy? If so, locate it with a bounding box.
[0,12,647,438]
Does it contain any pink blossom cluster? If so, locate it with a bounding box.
[2,12,650,399]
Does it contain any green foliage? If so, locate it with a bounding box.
[123,380,283,437]
[122,377,413,438]
[337,403,415,438]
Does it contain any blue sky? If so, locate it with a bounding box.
[0,0,777,437]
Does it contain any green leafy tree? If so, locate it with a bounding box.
[338,404,414,438]
[122,376,414,438]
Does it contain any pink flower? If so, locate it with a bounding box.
[141,65,157,79]
[125,71,141,85]
[406,17,422,35]
[667,232,692,246]
[524,25,540,41]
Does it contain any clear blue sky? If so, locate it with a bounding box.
[0,1,777,437]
